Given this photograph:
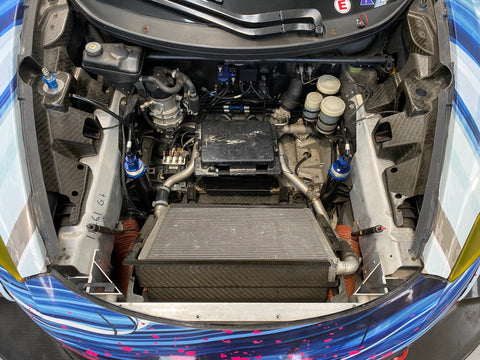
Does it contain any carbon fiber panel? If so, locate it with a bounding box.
[146,286,328,302]
[195,193,282,205]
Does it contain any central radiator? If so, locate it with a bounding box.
[133,206,337,302]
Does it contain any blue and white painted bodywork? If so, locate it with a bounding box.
[0,0,48,279]
[0,0,479,359]
[422,0,480,278]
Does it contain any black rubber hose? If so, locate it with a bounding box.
[294,152,312,176]
[155,186,171,208]
[141,69,200,114]
[331,139,338,166]
[281,78,304,111]
[177,72,200,114]
[180,74,197,96]
[142,110,158,131]
[70,94,124,128]
[140,75,183,94]
[338,238,357,258]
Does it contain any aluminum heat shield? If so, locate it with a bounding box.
[134,206,337,302]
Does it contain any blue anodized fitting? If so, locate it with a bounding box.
[124,154,146,179]
[41,67,58,89]
[329,155,351,181]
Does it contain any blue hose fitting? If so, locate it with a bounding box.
[124,154,146,179]
[329,155,351,181]
[41,67,58,89]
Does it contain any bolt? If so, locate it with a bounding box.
[121,99,127,106]
[276,314,281,319]
[42,67,51,79]
[420,0,427,10]
[142,25,150,33]
[331,28,337,36]
[355,18,366,29]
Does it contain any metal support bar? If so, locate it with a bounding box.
[145,53,394,68]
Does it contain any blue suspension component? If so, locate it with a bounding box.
[124,154,146,179]
[41,67,58,89]
[329,155,351,181]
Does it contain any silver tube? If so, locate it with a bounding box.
[278,143,309,194]
[278,140,359,276]
[278,141,330,219]
[335,254,360,276]
[311,199,330,224]
[163,143,198,188]
[278,123,314,137]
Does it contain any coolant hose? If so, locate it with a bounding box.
[281,78,304,111]
[278,141,360,276]
[155,143,199,211]
[140,75,183,94]
[336,225,361,297]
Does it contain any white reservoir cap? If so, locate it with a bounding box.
[85,42,103,57]
[316,75,341,95]
[304,92,323,111]
[320,96,346,117]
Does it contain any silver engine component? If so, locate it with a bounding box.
[349,95,422,297]
[144,95,184,129]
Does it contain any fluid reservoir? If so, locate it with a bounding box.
[303,92,323,123]
[316,75,341,95]
[316,96,346,135]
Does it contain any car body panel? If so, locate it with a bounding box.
[0,0,49,279]
[422,0,480,278]
[0,0,480,359]
[0,260,479,360]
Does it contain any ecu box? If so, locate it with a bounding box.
[131,206,337,302]
[195,120,280,176]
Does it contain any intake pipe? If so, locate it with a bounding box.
[278,141,360,276]
[154,143,199,216]
[281,78,304,112]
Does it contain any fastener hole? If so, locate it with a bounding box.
[395,194,402,199]
[77,164,84,170]
[71,191,79,197]
[390,167,398,173]
[416,88,427,97]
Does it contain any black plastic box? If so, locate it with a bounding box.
[196,120,280,176]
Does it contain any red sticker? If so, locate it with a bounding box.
[334,0,352,14]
